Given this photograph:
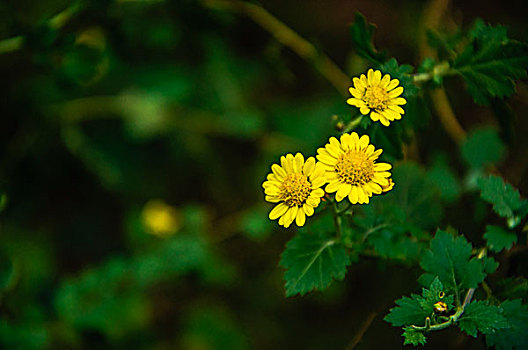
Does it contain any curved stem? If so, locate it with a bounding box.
[201,0,350,95]
[330,199,343,240]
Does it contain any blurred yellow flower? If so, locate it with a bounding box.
[316,132,393,204]
[347,69,406,126]
[141,200,181,237]
[262,153,327,228]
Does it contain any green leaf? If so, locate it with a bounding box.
[453,19,528,105]
[458,301,508,337]
[420,230,487,297]
[461,127,505,169]
[484,225,517,253]
[379,58,418,98]
[402,327,427,346]
[349,13,386,64]
[385,277,453,327]
[384,295,428,327]
[280,231,351,297]
[486,299,528,350]
[477,175,527,221]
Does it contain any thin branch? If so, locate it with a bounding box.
[201,0,350,96]
[418,0,467,144]
[345,312,377,350]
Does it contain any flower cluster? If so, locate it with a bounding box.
[263,69,405,228]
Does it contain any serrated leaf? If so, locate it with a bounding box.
[461,127,505,169]
[486,299,528,350]
[280,232,351,297]
[385,295,428,327]
[420,230,486,297]
[453,19,528,105]
[402,327,427,346]
[477,175,527,220]
[379,58,419,98]
[484,225,517,252]
[458,301,508,337]
[385,277,453,327]
[349,13,386,64]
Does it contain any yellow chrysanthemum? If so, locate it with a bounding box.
[316,132,393,204]
[347,69,406,127]
[262,153,327,228]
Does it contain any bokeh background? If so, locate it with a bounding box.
[1,0,527,348]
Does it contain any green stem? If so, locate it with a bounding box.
[342,115,363,133]
[331,199,343,240]
[412,61,455,84]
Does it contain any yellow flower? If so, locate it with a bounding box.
[316,132,393,204]
[262,153,327,228]
[141,200,181,237]
[347,69,406,126]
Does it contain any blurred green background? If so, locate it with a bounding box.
[0,0,527,348]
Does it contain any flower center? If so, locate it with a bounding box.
[363,85,388,112]
[280,173,312,207]
[335,149,375,185]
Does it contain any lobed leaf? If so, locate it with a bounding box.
[477,175,527,221]
[484,225,517,253]
[349,13,386,64]
[280,231,351,297]
[453,19,528,105]
[402,327,427,346]
[486,299,528,350]
[420,230,489,297]
[458,301,508,337]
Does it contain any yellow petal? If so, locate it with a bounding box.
[393,97,407,105]
[325,142,341,157]
[326,180,341,193]
[288,206,298,224]
[303,203,314,216]
[388,86,404,98]
[310,163,326,181]
[367,182,382,194]
[281,155,294,174]
[271,164,286,179]
[360,107,370,115]
[293,153,304,173]
[388,105,405,114]
[358,134,370,148]
[349,88,364,99]
[306,196,321,207]
[303,157,316,176]
[278,214,285,226]
[269,203,289,220]
[336,184,352,202]
[372,70,382,85]
[387,78,400,91]
[311,177,326,189]
[374,163,392,171]
[353,77,366,90]
[348,186,359,204]
[265,195,281,203]
[379,116,390,126]
[370,111,380,122]
[316,153,336,165]
[369,149,383,160]
[380,74,391,88]
[264,187,280,196]
[340,133,353,150]
[367,69,374,83]
[295,209,306,226]
[310,188,325,198]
